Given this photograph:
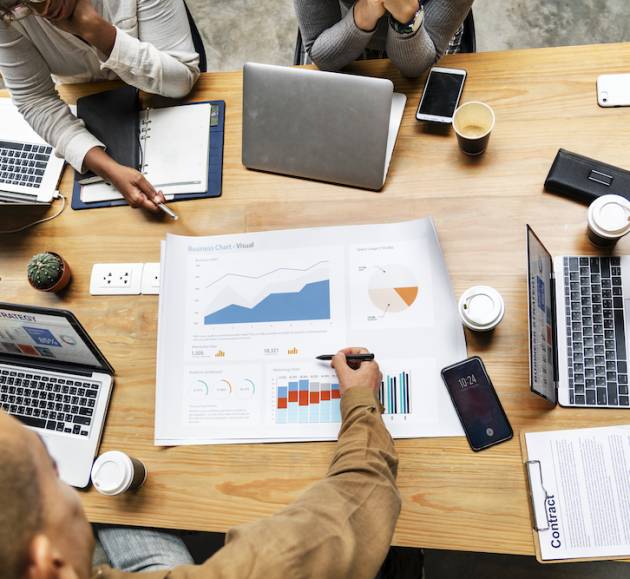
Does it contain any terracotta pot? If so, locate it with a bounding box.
[28,253,72,293]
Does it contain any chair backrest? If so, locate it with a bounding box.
[294,8,476,66]
[183,1,208,73]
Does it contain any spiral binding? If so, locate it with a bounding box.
[139,108,152,173]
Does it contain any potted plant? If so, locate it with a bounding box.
[27,252,72,293]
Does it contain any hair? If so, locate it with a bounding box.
[0,0,18,10]
[0,424,44,578]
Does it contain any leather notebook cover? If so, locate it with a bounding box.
[76,85,140,175]
[544,148,630,204]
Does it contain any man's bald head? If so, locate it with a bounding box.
[0,412,44,578]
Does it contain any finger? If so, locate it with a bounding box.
[331,351,354,381]
[137,194,160,213]
[124,188,143,209]
[136,174,162,204]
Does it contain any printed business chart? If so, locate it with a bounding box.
[156,219,467,445]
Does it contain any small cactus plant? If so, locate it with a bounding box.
[27,252,71,292]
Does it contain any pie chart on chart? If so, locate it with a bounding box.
[368,265,419,314]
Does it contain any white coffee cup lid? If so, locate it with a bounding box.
[588,195,630,237]
[91,451,133,496]
[459,286,505,330]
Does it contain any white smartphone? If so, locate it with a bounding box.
[597,73,630,107]
[416,66,467,123]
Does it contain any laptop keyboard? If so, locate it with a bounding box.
[0,367,100,436]
[0,141,52,188]
[563,256,629,407]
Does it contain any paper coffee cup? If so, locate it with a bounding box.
[459,286,505,332]
[453,101,495,156]
[587,195,630,247]
[91,451,147,496]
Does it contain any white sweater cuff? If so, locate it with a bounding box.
[62,131,105,173]
[100,27,136,75]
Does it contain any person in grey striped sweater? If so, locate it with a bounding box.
[294,0,474,77]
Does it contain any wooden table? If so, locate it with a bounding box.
[2,42,630,556]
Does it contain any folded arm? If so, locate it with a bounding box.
[294,0,377,71]
[386,0,474,78]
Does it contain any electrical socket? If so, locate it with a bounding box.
[90,263,144,295]
[140,263,160,295]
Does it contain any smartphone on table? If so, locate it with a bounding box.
[441,356,513,451]
[416,66,467,124]
[597,73,630,107]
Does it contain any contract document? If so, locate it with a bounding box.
[524,425,630,562]
[155,218,466,445]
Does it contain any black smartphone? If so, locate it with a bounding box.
[441,356,513,451]
[416,66,467,123]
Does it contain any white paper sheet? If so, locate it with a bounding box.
[525,425,630,561]
[155,218,467,445]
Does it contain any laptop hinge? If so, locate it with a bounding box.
[550,270,560,389]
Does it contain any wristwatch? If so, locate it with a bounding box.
[389,2,424,36]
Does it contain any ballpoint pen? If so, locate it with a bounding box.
[157,202,178,220]
[316,353,375,362]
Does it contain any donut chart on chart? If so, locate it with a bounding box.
[368,264,419,314]
[189,378,232,401]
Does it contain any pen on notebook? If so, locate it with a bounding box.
[157,202,178,220]
[316,353,375,362]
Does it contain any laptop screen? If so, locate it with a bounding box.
[526,226,557,403]
[0,306,106,370]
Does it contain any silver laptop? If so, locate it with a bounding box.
[242,62,406,190]
[0,98,64,203]
[0,303,114,487]
[527,226,630,408]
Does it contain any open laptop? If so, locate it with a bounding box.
[527,225,630,408]
[242,62,406,191]
[0,303,114,487]
[0,98,64,204]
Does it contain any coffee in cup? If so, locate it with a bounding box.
[458,286,505,332]
[587,194,630,247]
[91,451,147,496]
[452,101,495,156]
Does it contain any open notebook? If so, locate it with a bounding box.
[80,102,212,203]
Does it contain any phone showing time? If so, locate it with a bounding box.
[441,356,513,451]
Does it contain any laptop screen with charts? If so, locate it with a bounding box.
[526,225,558,404]
[242,62,407,191]
[0,303,114,488]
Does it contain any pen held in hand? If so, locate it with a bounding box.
[316,353,375,362]
[157,202,178,220]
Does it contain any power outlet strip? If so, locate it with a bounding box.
[90,263,160,295]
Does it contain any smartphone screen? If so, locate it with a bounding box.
[416,68,466,121]
[441,357,513,451]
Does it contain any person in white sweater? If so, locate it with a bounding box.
[0,0,200,212]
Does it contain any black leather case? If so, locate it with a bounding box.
[77,85,140,178]
[544,149,630,204]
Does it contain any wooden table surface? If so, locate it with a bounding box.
[2,42,630,556]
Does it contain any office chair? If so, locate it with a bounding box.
[183,1,208,73]
[294,9,476,66]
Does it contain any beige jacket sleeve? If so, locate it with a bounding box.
[95,387,401,579]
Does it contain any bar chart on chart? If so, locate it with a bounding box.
[274,370,411,425]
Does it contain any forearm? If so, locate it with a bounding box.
[295,0,375,71]
[386,0,474,77]
[202,388,400,579]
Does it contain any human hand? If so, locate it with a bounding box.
[383,0,419,24]
[106,163,166,212]
[332,347,382,396]
[353,0,386,32]
[39,0,96,33]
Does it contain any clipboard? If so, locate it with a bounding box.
[520,429,630,564]
[71,100,225,210]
